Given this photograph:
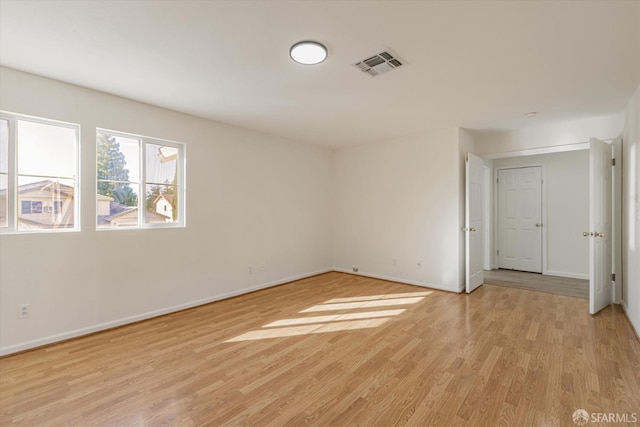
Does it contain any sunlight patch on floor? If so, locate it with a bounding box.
[225,318,390,342]
[325,291,432,303]
[300,297,425,313]
[224,291,432,342]
[262,309,406,327]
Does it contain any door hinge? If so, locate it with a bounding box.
[611,273,615,281]
[496,177,499,183]
[611,158,616,166]
[497,249,499,255]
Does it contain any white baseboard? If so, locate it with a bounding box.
[621,301,640,340]
[333,268,460,293]
[544,270,589,280]
[0,268,332,356]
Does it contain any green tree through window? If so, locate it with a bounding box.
[97,133,138,206]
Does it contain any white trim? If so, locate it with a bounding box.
[611,137,623,304]
[333,268,461,293]
[621,302,640,340]
[483,165,492,271]
[484,141,591,160]
[545,270,589,280]
[0,268,332,356]
[97,127,186,148]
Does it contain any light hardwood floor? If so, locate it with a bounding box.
[1,272,639,426]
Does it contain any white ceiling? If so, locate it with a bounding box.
[0,0,638,147]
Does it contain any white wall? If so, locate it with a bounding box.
[332,128,463,292]
[493,150,590,279]
[622,84,640,336]
[0,67,334,355]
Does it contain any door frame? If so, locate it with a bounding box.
[483,165,492,271]
[612,137,623,304]
[493,163,547,274]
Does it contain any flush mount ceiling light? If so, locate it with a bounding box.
[290,41,327,65]
[525,111,538,118]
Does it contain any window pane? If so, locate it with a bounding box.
[145,184,177,223]
[97,133,139,183]
[17,120,76,178]
[0,119,8,173]
[0,174,7,227]
[1,120,7,227]
[146,143,177,185]
[96,129,183,230]
[17,177,75,230]
[97,182,140,228]
[31,201,43,214]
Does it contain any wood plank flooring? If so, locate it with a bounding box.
[1,272,639,426]
[484,269,589,299]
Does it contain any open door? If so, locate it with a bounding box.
[465,152,484,293]
[588,138,613,314]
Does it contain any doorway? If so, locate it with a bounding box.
[491,150,590,280]
[474,143,619,315]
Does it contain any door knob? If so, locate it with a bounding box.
[535,223,542,227]
[583,231,593,237]
[595,232,604,238]
[470,227,476,232]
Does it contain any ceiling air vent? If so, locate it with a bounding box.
[353,49,404,77]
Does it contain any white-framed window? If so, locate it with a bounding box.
[0,111,80,233]
[96,129,185,229]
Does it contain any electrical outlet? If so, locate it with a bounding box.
[393,258,397,266]
[18,304,30,319]
[353,267,359,272]
[259,263,266,272]
[248,265,253,274]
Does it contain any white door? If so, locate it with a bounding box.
[465,152,484,293]
[483,166,492,271]
[498,167,542,273]
[589,138,613,314]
